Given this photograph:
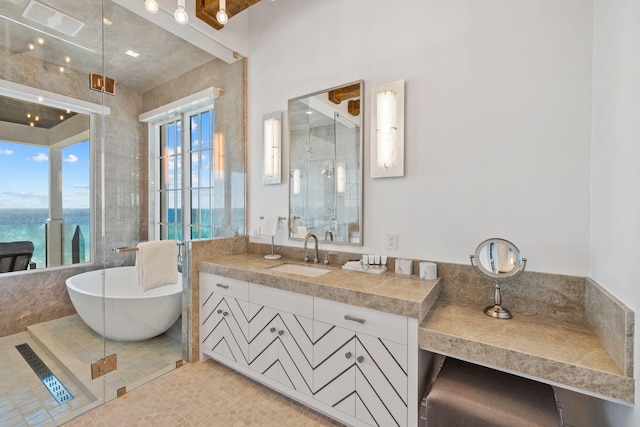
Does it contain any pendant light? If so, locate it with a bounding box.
[174,0,189,25]
[216,0,229,25]
[144,0,159,14]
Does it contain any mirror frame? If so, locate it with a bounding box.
[287,80,364,245]
[472,238,526,281]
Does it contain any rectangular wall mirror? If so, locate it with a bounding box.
[288,80,363,245]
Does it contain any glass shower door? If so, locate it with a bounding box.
[0,0,108,424]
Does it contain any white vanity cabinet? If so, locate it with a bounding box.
[313,297,409,427]
[199,274,250,366]
[248,285,315,396]
[199,272,414,427]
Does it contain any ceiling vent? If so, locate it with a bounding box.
[22,0,85,37]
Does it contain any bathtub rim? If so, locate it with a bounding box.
[65,265,182,299]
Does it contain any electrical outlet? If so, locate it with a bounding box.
[386,233,398,250]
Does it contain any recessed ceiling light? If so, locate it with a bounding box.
[125,50,139,58]
[65,56,71,63]
[28,43,35,50]
[103,18,112,26]
[59,66,65,72]
[37,37,44,45]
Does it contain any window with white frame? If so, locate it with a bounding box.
[143,89,245,243]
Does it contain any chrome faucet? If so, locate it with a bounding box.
[303,233,319,263]
[324,230,334,241]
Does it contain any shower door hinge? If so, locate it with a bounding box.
[91,353,117,379]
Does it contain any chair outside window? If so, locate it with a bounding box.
[0,241,35,273]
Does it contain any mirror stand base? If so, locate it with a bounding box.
[484,304,513,319]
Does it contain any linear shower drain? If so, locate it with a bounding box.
[15,343,74,405]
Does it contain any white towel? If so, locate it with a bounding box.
[135,241,178,291]
[293,226,308,239]
[262,216,282,237]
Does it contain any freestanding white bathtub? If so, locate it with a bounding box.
[66,266,182,342]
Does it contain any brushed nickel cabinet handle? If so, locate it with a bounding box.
[216,283,229,289]
[344,315,365,324]
[222,311,228,316]
[345,352,352,359]
[216,309,222,314]
[357,356,364,363]
[278,330,285,336]
[270,327,276,333]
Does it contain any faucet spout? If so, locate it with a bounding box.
[303,233,319,263]
[324,230,334,241]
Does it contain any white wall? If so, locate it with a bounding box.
[590,0,640,426]
[247,0,593,275]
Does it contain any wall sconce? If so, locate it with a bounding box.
[263,111,282,184]
[371,79,405,178]
[292,169,301,195]
[336,162,346,194]
[214,132,225,180]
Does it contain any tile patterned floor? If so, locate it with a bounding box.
[63,359,343,426]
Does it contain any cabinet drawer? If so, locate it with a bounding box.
[250,283,313,318]
[200,273,249,301]
[314,297,408,345]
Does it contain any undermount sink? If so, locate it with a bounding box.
[268,263,331,277]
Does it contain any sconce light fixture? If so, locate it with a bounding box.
[145,0,159,14]
[292,169,301,195]
[174,0,189,25]
[216,0,229,25]
[371,79,405,178]
[214,132,225,180]
[263,111,282,184]
[336,162,346,194]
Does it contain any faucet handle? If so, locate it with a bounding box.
[323,253,335,265]
[304,253,310,263]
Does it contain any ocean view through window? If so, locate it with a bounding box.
[0,138,91,269]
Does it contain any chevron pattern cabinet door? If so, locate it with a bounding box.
[313,321,408,427]
[313,323,357,417]
[249,306,315,396]
[355,334,408,427]
[201,292,250,366]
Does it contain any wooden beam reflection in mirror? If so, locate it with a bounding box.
[328,83,361,105]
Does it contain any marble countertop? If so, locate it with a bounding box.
[419,300,634,403]
[199,253,441,319]
[198,252,633,404]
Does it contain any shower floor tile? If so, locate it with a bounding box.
[0,314,182,426]
[0,332,94,426]
[28,314,183,402]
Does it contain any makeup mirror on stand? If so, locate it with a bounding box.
[470,238,527,319]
